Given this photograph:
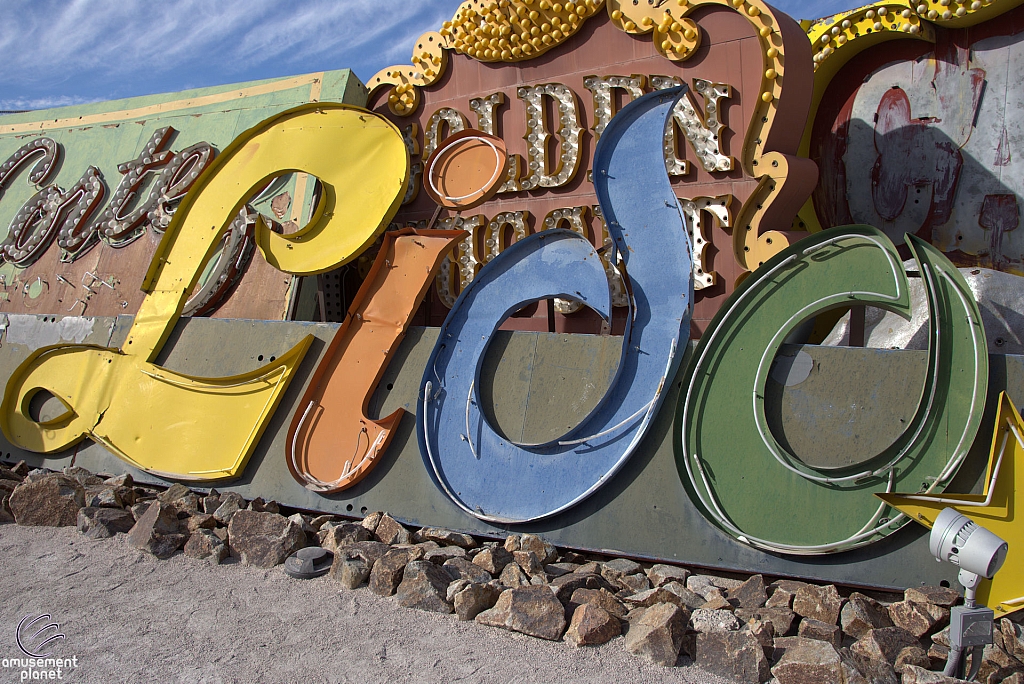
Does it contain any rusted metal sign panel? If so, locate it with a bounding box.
[807,3,1024,277]
[0,70,367,321]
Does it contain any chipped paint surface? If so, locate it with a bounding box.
[4,315,103,347]
[838,30,1024,271]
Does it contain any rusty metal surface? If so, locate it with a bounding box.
[0,315,1014,589]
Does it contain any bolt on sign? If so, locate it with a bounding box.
[3,0,1024,600]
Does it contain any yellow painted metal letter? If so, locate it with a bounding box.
[0,104,409,480]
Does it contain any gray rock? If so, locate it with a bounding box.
[543,563,574,578]
[226,510,306,568]
[603,557,643,577]
[617,573,652,595]
[624,602,688,666]
[330,552,370,589]
[344,540,393,568]
[183,529,228,564]
[454,582,502,621]
[767,588,796,609]
[84,485,125,509]
[102,473,133,488]
[128,501,186,559]
[792,584,843,625]
[701,588,732,611]
[688,574,743,599]
[905,586,961,608]
[887,600,949,638]
[797,617,842,648]
[893,646,932,673]
[498,562,531,588]
[771,637,842,684]
[414,527,476,549]
[416,539,442,554]
[851,626,921,664]
[737,607,798,637]
[475,586,567,641]
[286,513,315,537]
[0,494,14,524]
[395,561,454,613]
[691,608,741,633]
[696,628,771,681]
[570,588,628,619]
[360,511,384,533]
[841,592,894,639]
[660,581,705,610]
[549,572,615,603]
[443,556,492,583]
[77,507,135,539]
[373,513,411,545]
[246,497,279,514]
[472,547,513,575]
[130,501,153,522]
[308,514,336,531]
[186,513,217,533]
[1000,618,1024,662]
[10,474,85,526]
[898,664,969,683]
[200,492,221,514]
[368,546,423,596]
[518,534,557,564]
[565,604,621,647]
[623,585,697,611]
[728,575,768,610]
[0,466,24,483]
[447,579,471,602]
[513,550,544,577]
[319,523,373,553]
[62,466,103,486]
[424,546,467,564]
[212,492,246,524]
[156,483,192,503]
[746,618,776,659]
[647,564,690,588]
[974,642,1024,683]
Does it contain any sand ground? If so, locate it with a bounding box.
[0,524,734,684]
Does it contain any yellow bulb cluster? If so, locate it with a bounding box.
[607,0,700,60]
[441,0,603,62]
[808,0,1000,73]
[914,0,993,22]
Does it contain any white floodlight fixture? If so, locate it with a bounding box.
[929,508,1009,680]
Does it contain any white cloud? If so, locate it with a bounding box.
[0,0,892,108]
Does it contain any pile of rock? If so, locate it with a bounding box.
[3,461,1023,684]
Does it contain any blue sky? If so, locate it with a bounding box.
[0,0,860,111]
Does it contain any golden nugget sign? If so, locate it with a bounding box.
[368,0,818,333]
[3,0,1024,607]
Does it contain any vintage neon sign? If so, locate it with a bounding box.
[418,87,693,522]
[0,104,409,480]
[681,226,988,553]
[0,128,216,267]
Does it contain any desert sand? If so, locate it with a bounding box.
[0,524,733,683]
